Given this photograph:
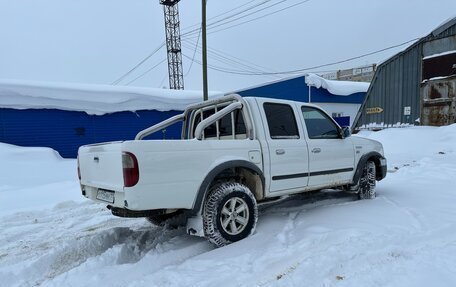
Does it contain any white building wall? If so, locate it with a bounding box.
[312,102,361,127]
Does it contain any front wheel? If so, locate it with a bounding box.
[357,161,377,200]
[203,182,258,247]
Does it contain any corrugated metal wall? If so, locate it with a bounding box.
[0,108,182,158]
[354,19,456,129]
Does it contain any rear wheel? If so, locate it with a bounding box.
[203,182,258,247]
[357,161,376,200]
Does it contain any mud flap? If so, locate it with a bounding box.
[186,215,205,237]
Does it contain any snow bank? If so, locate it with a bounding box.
[0,80,222,115]
[357,124,456,167]
[0,143,82,216]
[305,73,370,96]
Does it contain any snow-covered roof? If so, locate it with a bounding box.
[304,73,370,96]
[0,80,221,115]
[237,73,370,97]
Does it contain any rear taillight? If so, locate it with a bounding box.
[122,152,139,187]
[77,156,81,180]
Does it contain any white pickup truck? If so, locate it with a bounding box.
[78,94,386,247]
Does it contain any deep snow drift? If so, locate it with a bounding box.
[1,125,456,287]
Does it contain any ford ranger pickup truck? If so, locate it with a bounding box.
[78,94,387,247]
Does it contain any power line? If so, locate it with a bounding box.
[182,52,257,74]
[111,43,165,85]
[183,0,289,38]
[207,1,263,22]
[125,58,167,86]
[184,38,268,71]
[199,37,421,76]
[204,0,288,33]
[202,0,275,32]
[181,0,273,36]
[159,73,168,88]
[185,25,202,76]
[182,52,338,82]
[183,39,280,78]
[208,0,312,35]
[181,1,258,32]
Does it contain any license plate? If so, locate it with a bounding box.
[96,189,115,203]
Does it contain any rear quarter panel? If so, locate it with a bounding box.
[121,139,262,210]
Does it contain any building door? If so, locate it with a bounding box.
[421,79,456,126]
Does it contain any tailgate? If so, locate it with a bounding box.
[78,142,124,191]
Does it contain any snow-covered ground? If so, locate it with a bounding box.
[1,125,456,287]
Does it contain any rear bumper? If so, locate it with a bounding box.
[81,185,126,208]
[377,157,387,181]
[107,206,167,218]
[80,183,195,212]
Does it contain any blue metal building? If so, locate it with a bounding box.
[236,75,368,127]
[0,81,203,158]
[0,108,182,158]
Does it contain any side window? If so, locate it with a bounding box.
[234,109,246,135]
[263,103,299,139]
[192,108,216,138]
[191,106,247,139]
[301,107,340,139]
[218,112,233,137]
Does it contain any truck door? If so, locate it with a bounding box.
[299,106,355,187]
[258,99,309,192]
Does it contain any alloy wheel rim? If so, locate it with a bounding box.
[220,197,250,235]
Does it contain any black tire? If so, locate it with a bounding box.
[203,182,258,247]
[146,210,187,229]
[357,161,376,200]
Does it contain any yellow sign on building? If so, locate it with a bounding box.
[366,107,384,114]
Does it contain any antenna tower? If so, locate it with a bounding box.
[160,0,184,90]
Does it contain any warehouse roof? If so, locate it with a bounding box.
[0,80,221,115]
[237,73,370,96]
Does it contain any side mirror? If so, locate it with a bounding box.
[341,126,351,138]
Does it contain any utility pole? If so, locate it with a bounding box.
[202,0,208,101]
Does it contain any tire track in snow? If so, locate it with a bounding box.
[379,195,426,231]
[0,199,211,287]
[0,190,408,287]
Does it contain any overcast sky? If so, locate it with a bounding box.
[0,0,455,92]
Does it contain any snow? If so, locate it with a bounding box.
[0,80,221,115]
[305,73,370,96]
[422,74,456,83]
[1,125,456,286]
[360,122,415,129]
[422,49,456,60]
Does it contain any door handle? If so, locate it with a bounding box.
[311,148,321,153]
[276,149,285,155]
